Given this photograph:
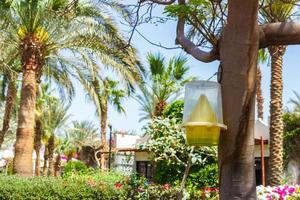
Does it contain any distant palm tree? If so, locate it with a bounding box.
[290,91,300,113]
[79,74,126,169]
[34,84,69,176]
[135,52,193,120]
[256,49,268,120]
[0,0,142,176]
[260,0,297,185]
[65,120,99,160]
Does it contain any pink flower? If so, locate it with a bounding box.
[163,183,171,190]
[60,155,67,161]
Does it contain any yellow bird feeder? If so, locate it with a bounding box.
[182,81,227,146]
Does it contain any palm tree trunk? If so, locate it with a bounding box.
[268,45,286,186]
[154,100,167,117]
[34,119,42,176]
[54,154,61,177]
[0,79,17,149]
[13,36,42,176]
[256,67,264,120]
[100,102,108,170]
[47,134,55,176]
[43,144,49,176]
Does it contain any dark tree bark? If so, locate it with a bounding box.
[13,36,42,176]
[0,79,17,149]
[34,119,42,176]
[218,0,259,199]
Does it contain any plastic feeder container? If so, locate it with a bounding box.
[182,81,227,146]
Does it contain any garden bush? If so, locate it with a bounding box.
[62,160,91,177]
[0,171,220,200]
[0,172,124,200]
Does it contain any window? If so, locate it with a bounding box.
[136,161,153,180]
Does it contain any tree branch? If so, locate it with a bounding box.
[140,0,176,5]
[176,0,218,63]
[260,22,300,48]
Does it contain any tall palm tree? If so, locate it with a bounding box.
[79,75,126,169]
[260,0,297,185]
[135,52,193,120]
[0,0,141,176]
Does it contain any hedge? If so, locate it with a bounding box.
[0,173,123,200]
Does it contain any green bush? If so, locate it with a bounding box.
[0,173,123,200]
[154,161,218,190]
[0,172,217,199]
[62,161,91,177]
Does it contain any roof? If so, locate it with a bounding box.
[254,118,269,140]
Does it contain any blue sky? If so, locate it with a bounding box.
[67,4,300,135]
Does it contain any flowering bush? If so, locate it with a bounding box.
[257,185,300,200]
[117,174,178,199]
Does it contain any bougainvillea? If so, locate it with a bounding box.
[257,185,300,200]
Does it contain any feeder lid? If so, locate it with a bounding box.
[183,94,227,130]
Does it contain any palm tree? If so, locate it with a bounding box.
[41,100,70,176]
[0,75,18,149]
[79,74,126,169]
[256,49,268,120]
[66,120,99,161]
[135,52,193,120]
[0,0,141,176]
[260,0,297,185]
[290,91,300,113]
[34,84,69,176]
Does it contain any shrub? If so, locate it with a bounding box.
[118,173,178,199]
[62,161,91,177]
[0,172,219,200]
[0,173,123,200]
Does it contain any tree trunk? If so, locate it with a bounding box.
[154,100,167,117]
[256,67,264,120]
[34,119,42,176]
[54,154,61,177]
[100,100,108,170]
[177,158,192,200]
[13,36,42,176]
[0,79,17,149]
[268,45,286,186]
[218,0,259,199]
[43,144,49,175]
[47,134,55,176]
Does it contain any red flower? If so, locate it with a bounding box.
[163,183,171,190]
[115,182,123,189]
